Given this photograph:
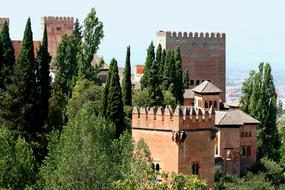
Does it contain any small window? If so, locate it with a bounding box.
[190,80,194,85]
[56,27,61,31]
[152,163,155,170]
[226,149,232,160]
[205,101,208,108]
[155,163,160,171]
[192,162,199,175]
[215,146,219,155]
[196,80,200,85]
[240,147,245,156]
[249,131,252,137]
[245,132,248,137]
[241,132,244,138]
[214,101,217,108]
[247,147,251,156]
[209,101,213,107]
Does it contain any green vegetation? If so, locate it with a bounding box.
[0,6,284,190]
[241,63,281,161]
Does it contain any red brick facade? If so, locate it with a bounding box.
[132,106,217,187]
[157,31,226,101]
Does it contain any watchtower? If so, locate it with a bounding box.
[0,17,9,30]
[42,16,74,60]
[157,31,226,101]
[132,105,217,187]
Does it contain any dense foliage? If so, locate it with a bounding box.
[241,63,281,161]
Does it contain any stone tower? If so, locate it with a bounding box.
[157,31,226,101]
[0,17,9,30]
[132,105,217,187]
[42,16,74,61]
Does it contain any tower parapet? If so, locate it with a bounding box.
[160,31,226,40]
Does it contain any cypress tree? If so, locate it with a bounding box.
[37,24,51,124]
[156,44,162,67]
[100,60,114,117]
[106,58,125,138]
[162,50,175,91]
[73,18,82,43]
[159,49,166,79]
[183,70,190,89]
[140,42,155,89]
[122,46,132,106]
[0,21,15,88]
[0,18,40,159]
[147,60,164,107]
[174,46,184,103]
[241,63,281,161]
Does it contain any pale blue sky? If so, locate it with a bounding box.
[1,0,285,71]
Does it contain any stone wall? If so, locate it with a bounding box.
[157,31,226,101]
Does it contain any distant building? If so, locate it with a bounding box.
[132,81,259,187]
[157,31,226,101]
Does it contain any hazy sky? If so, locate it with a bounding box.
[1,0,284,71]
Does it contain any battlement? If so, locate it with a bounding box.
[132,105,215,132]
[42,16,74,22]
[157,31,225,40]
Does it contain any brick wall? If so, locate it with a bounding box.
[157,31,226,101]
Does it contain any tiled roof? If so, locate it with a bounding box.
[192,81,222,94]
[215,109,260,126]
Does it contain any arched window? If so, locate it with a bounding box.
[196,80,200,85]
[192,162,199,175]
[249,131,252,137]
[245,132,248,137]
[156,163,160,171]
[240,147,246,156]
[190,80,194,85]
[214,101,217,108]
[152,163,155,170]
[226,149,232,160]
[205,101,208,108]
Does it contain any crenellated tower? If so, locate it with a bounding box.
[132,105,217,188]
[42,16,74,63]
[157,31,226,101]
[0,17,9,30]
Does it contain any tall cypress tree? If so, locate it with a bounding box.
[37,24,51,124]
[241,63,281,161]
[122,46,132,106]
[162,50,175,91]
[106,58,125,138]
[174,46,184,103]
[147,60,164,107]
[73,18,82,43]
[140,42,155,89]
[0,18,40,159]
[0,21,15,88]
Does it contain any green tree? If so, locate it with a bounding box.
[37,24,52,125]
[0,18,42,160]
[0,21,15,89]
[78,8,104,80]
[67,79,102,119]
[140,42,155,89]
[146,60,164,107]
[54,34,78,99]
[241,63,281,161]
[106,58,125,138]
[122,46,132,106]
[132,89,149,107]
[183,70,190,89]
[162,50,176,91]
[0,127,36,189]
[73,18,82,43]
[47,82,65,132]
[174,46,184,103]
